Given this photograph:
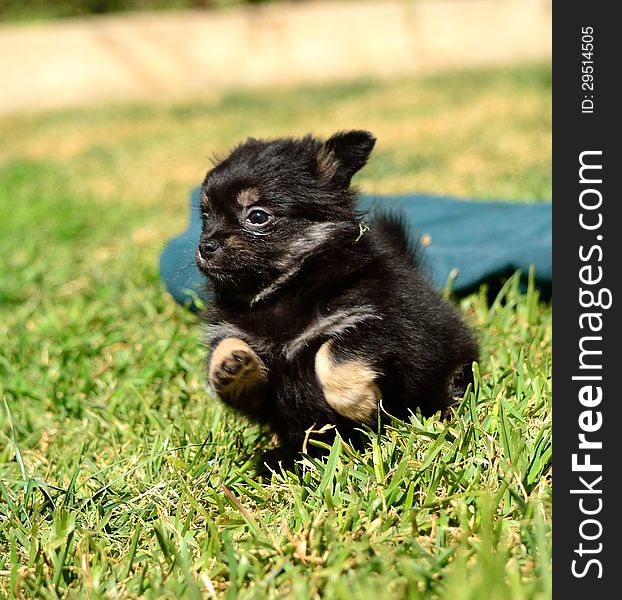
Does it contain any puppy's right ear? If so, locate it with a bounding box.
[317,130,376,188]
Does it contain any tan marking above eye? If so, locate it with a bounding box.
[236,188,260,208]
[314,341,381,425]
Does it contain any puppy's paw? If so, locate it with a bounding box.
[209,338,268,407]
[210,348,254,391]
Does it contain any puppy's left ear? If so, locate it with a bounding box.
[318,130,376,187]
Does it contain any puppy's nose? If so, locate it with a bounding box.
[202,238,220,254]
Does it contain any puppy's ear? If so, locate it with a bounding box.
[317,130,376,187]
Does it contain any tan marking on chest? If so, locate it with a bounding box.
[314,341,381,425]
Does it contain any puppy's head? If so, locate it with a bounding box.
[195,131,376,299]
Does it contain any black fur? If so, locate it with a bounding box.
[195,131,478,463]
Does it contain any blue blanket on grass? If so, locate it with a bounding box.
[159,187,551,310]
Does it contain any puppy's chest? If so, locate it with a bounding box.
[229,297,381,363]
[236,297,324,351]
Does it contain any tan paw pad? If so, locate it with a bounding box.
[209,338,267,400]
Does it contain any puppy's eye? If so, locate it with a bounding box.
[246,209,272,227]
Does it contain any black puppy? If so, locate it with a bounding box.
[195,131,478,463]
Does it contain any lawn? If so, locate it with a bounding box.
[0,63,551,598]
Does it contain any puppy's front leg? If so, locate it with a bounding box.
[209,337,268,413]
[314,340,381,426]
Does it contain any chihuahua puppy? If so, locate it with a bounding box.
[195,131,478,463]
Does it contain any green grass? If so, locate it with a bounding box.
[0,63,551,598]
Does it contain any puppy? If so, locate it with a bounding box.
[195,131,478,463]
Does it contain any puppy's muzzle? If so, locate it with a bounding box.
[196,238,220,271]
[201,238,220,254]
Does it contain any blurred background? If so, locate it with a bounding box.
[1,0,551,113]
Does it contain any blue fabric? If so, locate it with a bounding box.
[159,187,551,310]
